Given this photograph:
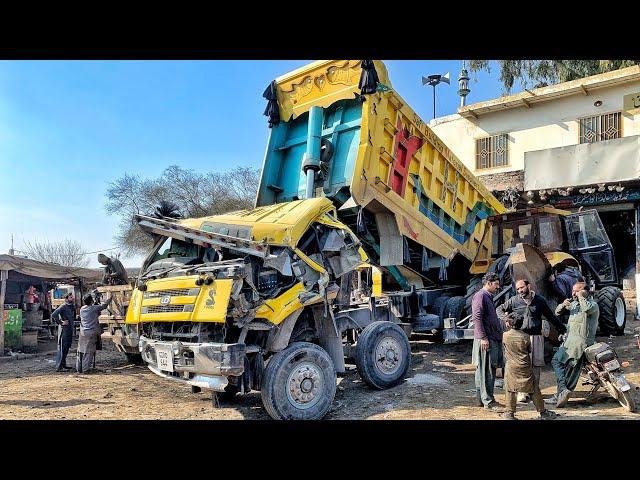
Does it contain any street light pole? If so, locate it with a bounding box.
[422,72,450,120]
[432,84,436,119]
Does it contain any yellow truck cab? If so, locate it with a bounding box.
[129,197,407,419]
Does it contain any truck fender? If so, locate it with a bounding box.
[265,309,304,353]
[312,307,345,374]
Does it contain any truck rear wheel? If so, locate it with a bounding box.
[355,321,410,390]
[595,287,626,335]
[261,342,336,420]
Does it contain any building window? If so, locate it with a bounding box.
[579,112,621,144]
[476,133,509,169]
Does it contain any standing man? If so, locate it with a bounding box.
[549,266,582,301]
[501,318,558,419]
[76,293,113,373]
[98,253,128,286]
[497,279,566,402]
[51,292,76,372]
[546,282,599,408]
[471,273,504,411]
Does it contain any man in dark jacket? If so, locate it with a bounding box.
[549,266,582,301]
[51,292,76,371]
[98,253,128,286]
[471,272,504,411]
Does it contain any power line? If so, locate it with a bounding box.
[13,246,121,257]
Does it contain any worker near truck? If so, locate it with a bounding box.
[545,282,599,408]
[497,279,566,403]
[500,315,559,420]
[51,293,76,372]
[76,293,113,373]
[548,266,582,301]
[98,253,128,286]
[471,273,505,411]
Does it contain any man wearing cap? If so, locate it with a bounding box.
[76,293,113,373]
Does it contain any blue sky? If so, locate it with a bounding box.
[0,60,512,267]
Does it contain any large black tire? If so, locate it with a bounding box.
[488,254,510,281]
[260,342,336,420]
[464,276,483,316]
[594,287,626,335]
[355,321,411,390]
[432,295,450,320]
[444,296,466,323]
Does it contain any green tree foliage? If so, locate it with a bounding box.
[105,165,260,254]
[468,60,640,94]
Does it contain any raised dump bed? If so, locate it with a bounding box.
[257,60,505,284]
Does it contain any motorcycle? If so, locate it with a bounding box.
[582,342,635,412]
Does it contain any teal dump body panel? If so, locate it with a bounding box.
[256,99,362,207]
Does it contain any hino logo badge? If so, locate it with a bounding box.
[160,295,171,305]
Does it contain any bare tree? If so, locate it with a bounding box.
[105,165,260,255]
[22,239,91,268]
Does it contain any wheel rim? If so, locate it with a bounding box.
[286,361,324,410]
[618,391,630,410]
[374,336,403,375]
[614,297,625,327]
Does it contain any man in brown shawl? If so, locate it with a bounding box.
[501,316,559,420]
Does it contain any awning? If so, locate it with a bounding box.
[0,254,103,282]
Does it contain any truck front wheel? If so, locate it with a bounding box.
[355,321,411,390]
[261,342,336,420]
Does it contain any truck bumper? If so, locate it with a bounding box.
[442,327,475,344]
[138,335,245,392]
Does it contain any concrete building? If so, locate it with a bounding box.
[430,65,640,315]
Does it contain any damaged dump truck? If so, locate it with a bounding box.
[126,60,506,420]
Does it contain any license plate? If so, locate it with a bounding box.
[156,345,174,372]
[604,359,620,371]
[613,374,631,391]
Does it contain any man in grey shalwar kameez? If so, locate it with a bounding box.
[76,293,113,373]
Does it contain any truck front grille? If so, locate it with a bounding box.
[144,288,196,299]
[144,305,187,314]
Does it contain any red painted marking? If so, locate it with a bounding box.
[403,216,418,239]
[389,118,423,197]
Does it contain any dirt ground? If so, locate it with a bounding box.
[1,319,639,421]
